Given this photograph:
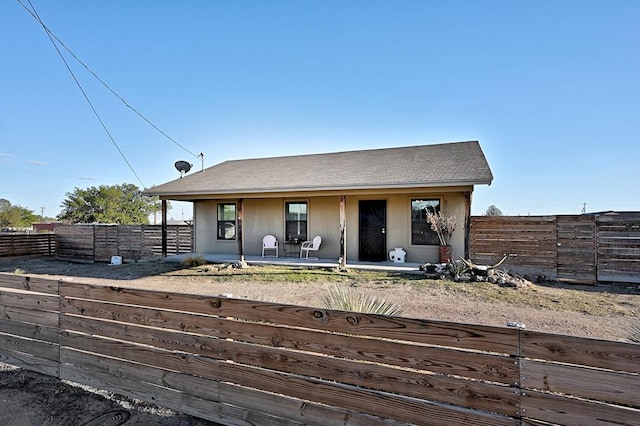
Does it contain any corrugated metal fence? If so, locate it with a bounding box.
[471,213,640,284]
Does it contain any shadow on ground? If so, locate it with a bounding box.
[0,256,181,281]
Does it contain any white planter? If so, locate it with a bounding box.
[389,248,406,263]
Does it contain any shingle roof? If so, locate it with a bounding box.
[144,141,493,197]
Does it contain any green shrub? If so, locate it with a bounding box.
[319,285,403,316]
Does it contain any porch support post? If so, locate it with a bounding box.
[464,191,471,259]
[161,199,168,258]
[237,198,245,263]
[339,195,347,270]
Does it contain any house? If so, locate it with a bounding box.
[144,141,493,265]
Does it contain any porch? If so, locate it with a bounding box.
[163,252,424,274]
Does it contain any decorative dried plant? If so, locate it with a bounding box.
[426,211,456,246]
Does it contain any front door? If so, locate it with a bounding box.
[359,200,387,261]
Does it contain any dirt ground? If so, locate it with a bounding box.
[0,364,220,426]
[1,256,639,425]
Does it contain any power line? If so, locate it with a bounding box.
[19,2,201,160]
[20,0,146,187]
[18,0,205,183]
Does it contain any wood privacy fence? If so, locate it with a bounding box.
[1,274,638,426]
[55,224,193,262]
[0,233,56,257]
[470,213,640,284]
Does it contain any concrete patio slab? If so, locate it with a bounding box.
[163,253,424,273]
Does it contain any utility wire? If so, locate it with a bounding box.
[19,2,200,160]
[19,1,205,182]
[20,0,146,187]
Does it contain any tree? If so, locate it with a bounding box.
[485,205,503,216]
[57,184,159,224]
[0,199,38,228]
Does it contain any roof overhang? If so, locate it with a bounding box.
[147,182,485,201]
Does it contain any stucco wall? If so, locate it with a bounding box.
[242,198,284,254]
[345,193,465,263]
[193,191,468,263]
[194,200,235,254]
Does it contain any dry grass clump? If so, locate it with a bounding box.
[181,255,206,267]
[627,322,640,344]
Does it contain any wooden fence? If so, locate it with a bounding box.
[0,233,56,257]
[1,273,638,425]
[470,213,640,284]
[55,224,193,262]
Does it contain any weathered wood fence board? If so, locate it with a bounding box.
[557,215,597,283]
[0,234,56,257]
[60,306,519,417]
[521,360,639,407]
[520,331,640,373]
[54,224,193,262]
[470,216,558,277]
[2,272,639,425]
[471,213,640,284]
[597,213,640,283]
[0,275,60,376]
[0,274,59,294]
[55,225,94,261]
[60,349,405,426]
[520,390,639,426]
[59,297,518,384]
[59,282,520,355]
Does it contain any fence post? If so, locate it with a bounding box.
[464,191,471,259]
[162,200,168,258]
[594,214,599,282]
[555,215,559,279]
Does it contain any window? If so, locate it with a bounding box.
[217,203,236,240]
[411,199,440,245]
[285,201,307,242]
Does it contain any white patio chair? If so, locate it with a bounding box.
[261,234,278,258]
[300,235,321,260]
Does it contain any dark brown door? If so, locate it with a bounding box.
[359,200,387,261]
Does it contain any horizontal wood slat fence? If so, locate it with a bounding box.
[0,234,56,257]
[55,224,192,262]
[1,273,638,425]
[470,213,640,284]
[3,213,638,285]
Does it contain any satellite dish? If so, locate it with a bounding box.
[174,160,192,178]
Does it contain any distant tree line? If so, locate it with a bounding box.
[0,199,38,228]
[1,183,163,228]
[58,183,162,224]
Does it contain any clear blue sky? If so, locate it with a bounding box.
[2,1,638,220]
